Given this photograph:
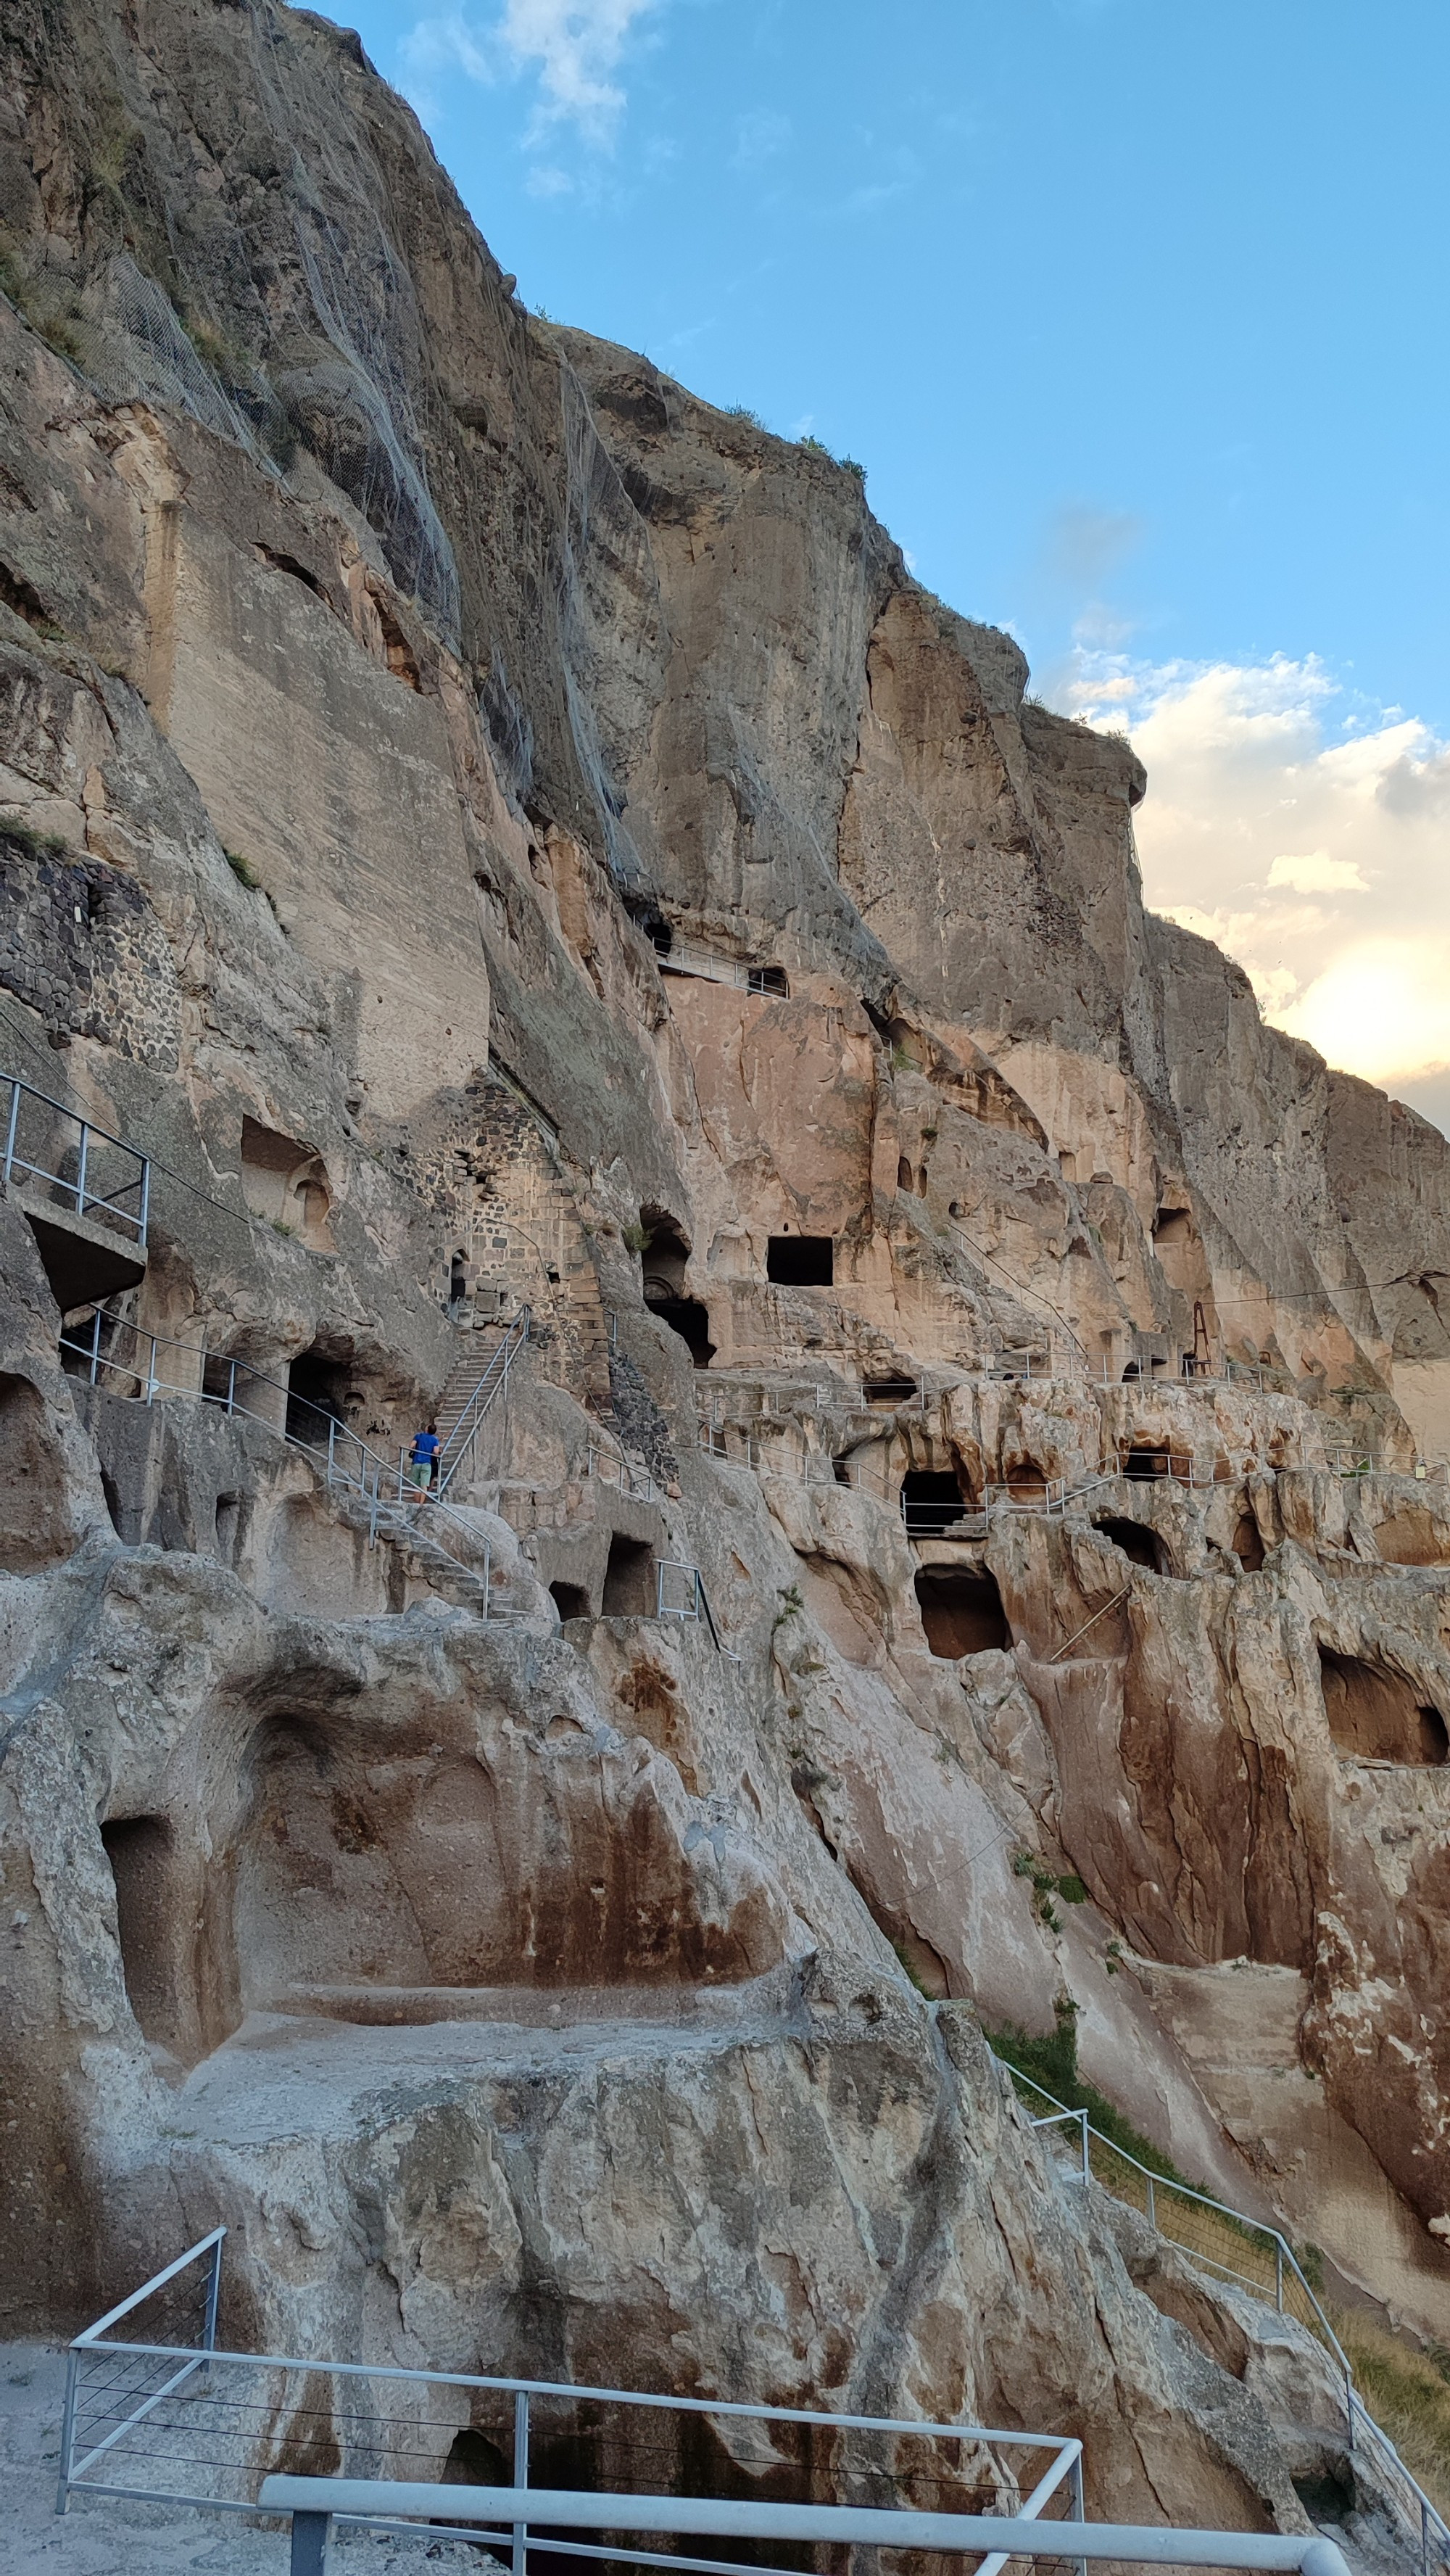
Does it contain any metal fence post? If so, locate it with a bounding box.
[1146,2173,1155,2231]
[75,1119,89,1219]
[326,1419,336,1491]
[1275,2237,1285,2312]
[1069,2443,1088,2576]
[3,1077,19,1192]
[137,1154,150,1246]
[146,1335,159,1404]
[53,2345,79,2515]
[203,2230,223,2362]
[512,2387,529,2576]
[88,1307,102,1385]
[1080,2111,1090,2185]
[289,2510,331,2575]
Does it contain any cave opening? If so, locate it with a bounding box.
[1319,1649,1449,1765]
[602,1535,655,1617]
[1123,1445,1172,1481]
[900,1470,971,1537]
[1232,1514,1266,1572]
[650,1297,716,1367]
[550,1579,590,1622]
[864,1376,917,1405]
[641,1214,716,1366]
[766,1235,834,1287]
[286,1345,355,1444]
[915,1566,1009,1658]
[1094,1516,1164,1574]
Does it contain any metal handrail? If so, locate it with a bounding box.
[59,2229,1082,2556]
[655,1558,740,1660]
[434,1306,531,1500]
[257,2472,1354,2574]
[993,2052,1450,2572]
[587,1442,660,1503]
[57,1305,515,1602]
[1,1068,149,1242]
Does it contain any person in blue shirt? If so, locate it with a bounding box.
[408,1423,441,1500]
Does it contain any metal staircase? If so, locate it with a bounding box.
[433,1307,531,1500]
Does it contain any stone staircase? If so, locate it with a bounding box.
[326,1479,529,1620]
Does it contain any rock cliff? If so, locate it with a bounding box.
[1,1,1448,2564]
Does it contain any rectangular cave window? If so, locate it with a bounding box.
[550,1580,591,1622]
[766,1236,834,1287]
[863,1376,917,1405]
[601,1535,655,1618]
[900,1471,971,1537]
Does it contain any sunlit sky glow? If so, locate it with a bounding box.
[320,0,1450,1131]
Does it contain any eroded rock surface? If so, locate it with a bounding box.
[0,3,1446,2564]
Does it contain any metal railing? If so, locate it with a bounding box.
[57,1306,521,1612]
[655,1559,740,1661]
[57,2230,1087,2572]
[587,1442,661,1503]
[654,932,787,997]
[996,2054,1450,2575]
[1,1069,149,1244]
[261,2472,1353,2574]
[1115,1443,1237,1488]
[434,1307,531,1500]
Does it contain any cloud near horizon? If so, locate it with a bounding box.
[1056,649,1450,1125]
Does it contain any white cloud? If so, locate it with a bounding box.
[1055,647,1450,1104]
[499,0,659,136]
[400,0,662,141]
[1266,850,1370,894]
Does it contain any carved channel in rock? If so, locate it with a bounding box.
[914,1566,1009,1658]
[1318,1648,1449,1765]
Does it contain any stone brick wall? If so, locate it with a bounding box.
[0,833,180,1070]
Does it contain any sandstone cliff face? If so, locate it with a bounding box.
[0,3,1446,2563]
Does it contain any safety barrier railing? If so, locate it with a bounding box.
[1,1068,149,1244]
[655,1559,740,1661]
[57,2231,1097,2572]
[995,2052,1450,2575]
[434,1307,531,1501]
[57,1306,521,1613]
[263,2475,1355,2576]
[587,1442,661,1503]
[653,932,788,997]
[1115,1443,1236,1487]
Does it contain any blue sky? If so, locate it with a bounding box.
[328,0,1450,1126]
